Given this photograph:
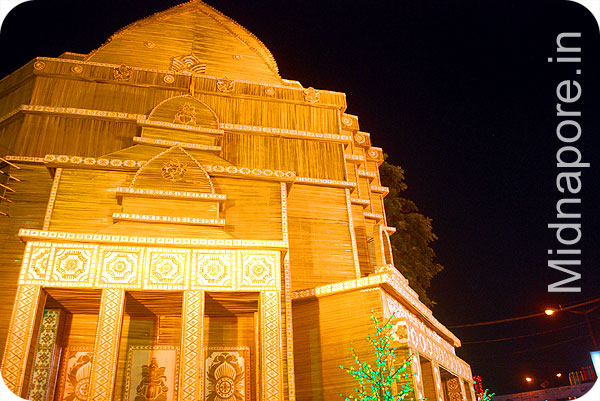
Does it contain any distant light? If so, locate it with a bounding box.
[545,309,555,316]
[556,373,562,378]
[525,377,533,383]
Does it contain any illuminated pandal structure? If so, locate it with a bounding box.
[0,1,475,400]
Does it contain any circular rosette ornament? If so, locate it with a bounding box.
[161,158,187,182]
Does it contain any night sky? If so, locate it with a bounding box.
[1,0,599,396]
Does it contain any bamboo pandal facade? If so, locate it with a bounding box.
[0,1,475,400]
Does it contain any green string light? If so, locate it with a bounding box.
[340,311,417,401]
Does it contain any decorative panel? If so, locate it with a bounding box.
[96,246,144,288]
[27,309,61,401]
[46,245,97,287]
[144,248,190,290]
[19,243,53,285]
[205,347,250,401]
[239,251,279,290]
[191,250,234,290]
[446,378,463,401]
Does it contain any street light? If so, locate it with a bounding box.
[525,377,533,383]
[545,309,555,316]
[556,373,562,378]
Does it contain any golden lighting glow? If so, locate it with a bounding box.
[556,373,562,378]
[545,309,555,316]
[525,377,533,383]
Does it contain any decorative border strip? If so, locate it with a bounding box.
[4,156,46,164]
[345,189,361,279]
[18,229,288,249]
[138,119,223,135]
[202,165,295,181]
[370,185,389,194]
[116,187,225,202]
[221,123,350,142]
[344,153,365,162]
[350,198,370,207]
[112,212,225,226]
[44,155,145,169]
[133,137,221,151]
[43,168,61,230]
[19,104,145,121]
[294,177,357,188]
[281,183,288,243]
[357,170,376,179]
[364,212,384,220]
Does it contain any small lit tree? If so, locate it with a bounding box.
[341,311,416,401]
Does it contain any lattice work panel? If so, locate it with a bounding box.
[89,289,125,401]
[446,378,463,401]
[180,290,204,401]
[260,291,282,400]
[27,309,61,401]
[1,285,42,395]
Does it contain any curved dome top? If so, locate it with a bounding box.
[85,0,282,84]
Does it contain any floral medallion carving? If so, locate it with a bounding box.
[341,116,353,126]
[98,250,140,287]
[161,158,187,182]
[303,87,320,103]
[147,252,187,289]
[193,252,233,288]
[240,253,277,288]
[217,77,235,93]
[33,61,46,71]
[113,64,132,81]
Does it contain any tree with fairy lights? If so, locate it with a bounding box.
[340,311,416,401]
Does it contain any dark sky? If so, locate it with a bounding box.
[1,0,599,396]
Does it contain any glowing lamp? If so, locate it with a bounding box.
[525,377,533,383]
[545,309,555,316]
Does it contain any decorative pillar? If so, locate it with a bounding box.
[1,284,45,397]
[467,380,477,401]
[432,362,445,401]
[458,378,468,401]
[179,290,204,401]
[260,291,282,400]
[410,350,425,401]
[88,288,125,401]
[28,309,62,401]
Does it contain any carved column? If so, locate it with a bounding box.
[260,291,282,400]
[88,288,125,401]
[179,290,204,401]
[458,378,468,401]
[410,350,425,401]
[432,362,445,401]
[1,284,46,397]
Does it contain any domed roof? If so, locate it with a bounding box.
[85,0,282,84]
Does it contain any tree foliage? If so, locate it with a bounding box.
[379,158,443,307]
[341,311,415,401]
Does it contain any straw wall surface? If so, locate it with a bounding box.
[292,289,383,401]
[287,185,355,290]
[0,164,52,359]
